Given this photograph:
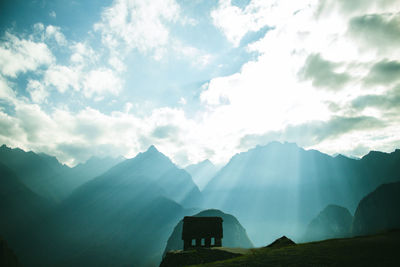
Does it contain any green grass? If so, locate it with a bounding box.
[193,230,400,267]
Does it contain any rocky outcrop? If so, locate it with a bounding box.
[266,236,296,248]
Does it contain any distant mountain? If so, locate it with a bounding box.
[303,205,353,242]
[0,145,70,201]
[202,142,400,245]
[72,145,202,207]
[185,160,219,190]
[353,182,400,236]
[0,145,122,201]
[21,146,200,267]
[57,155,124,196]
[163,209,253,256]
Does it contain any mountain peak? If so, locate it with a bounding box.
[146,145,159,153]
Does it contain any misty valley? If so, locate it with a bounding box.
[1,142,400,266]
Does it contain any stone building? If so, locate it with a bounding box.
[182,216,223,250]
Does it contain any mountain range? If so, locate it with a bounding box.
[1,141,400,266]
[0,145,123,201]
[201,142,400,245]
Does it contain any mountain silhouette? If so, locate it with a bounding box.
[20,145,199,267]
[163,209,253,256]
[202,142,400,245]
[2,142,400,266]
[0,145,122,201]
[303,204,353,242]
[353,182,400,236]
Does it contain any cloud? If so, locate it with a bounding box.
[239,115,386,150]
[70,42,97,65]
[32,23,68,46]
[198,0,400,162]
[0,75,16,102]
[364,59,400,85]
[83,68,122,98]
[27,80,48,103]
[49,11,56,18]
[44,65,80,93]
[349,13,400,51]
[352,85,400,113]
[317,0,399,15]
[94,0,181,56]
[211,0,306,47]
[1,0,400,167]
[45,25,67,46]
[0,96,200,165]
[152,125,179,139]
[0,32,53,78]
[173,40,213,68]
[300,53,351,90]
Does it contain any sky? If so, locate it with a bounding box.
[0,0,400,167]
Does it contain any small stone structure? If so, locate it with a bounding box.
[182,216,223,250]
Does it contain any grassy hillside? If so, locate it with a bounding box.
[193,230,400,267]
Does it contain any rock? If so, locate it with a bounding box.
[266,236,296,248]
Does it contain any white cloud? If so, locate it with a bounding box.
[173,40,213,68]
[27,80,48,103]
[49,11,56,18]
[70,42,97,65]
[1,0,399,167]
[0,32,53,78]
[199,0,400,162]
[83,68,122,98]
[95,0,181,55]
[44,65,81,93]
[45,25,67,46]
[211,0,308,46]
[108,55,126,72]
[0,75,17,103]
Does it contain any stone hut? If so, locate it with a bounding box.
[182,216,223,250]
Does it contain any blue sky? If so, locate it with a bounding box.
[1,0,400,166]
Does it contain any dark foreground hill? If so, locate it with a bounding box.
[353,182,400,236]
[185,230,400,267]
[0,237,21,267]
[0,162,52,242]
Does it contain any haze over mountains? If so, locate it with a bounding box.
[202,142,400,245]
[1,142,400,266]
[185,160,219,191]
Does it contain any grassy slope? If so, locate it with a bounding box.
[195,230,400,267]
